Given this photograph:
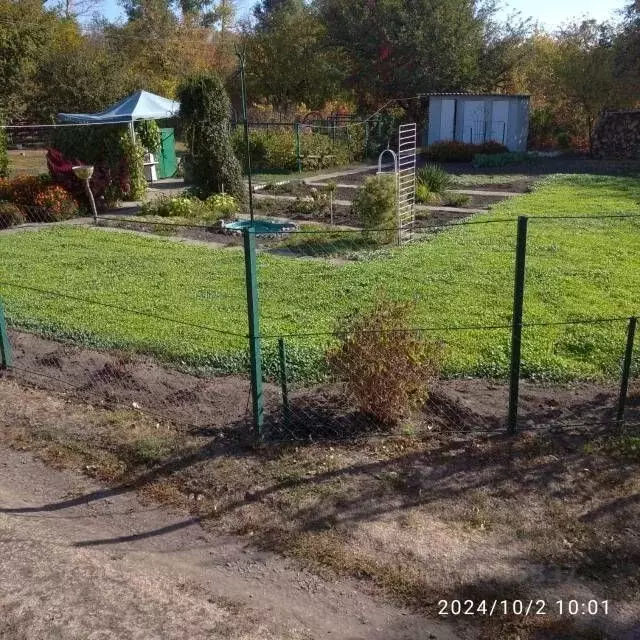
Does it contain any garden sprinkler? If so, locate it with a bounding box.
[72,165,98,223]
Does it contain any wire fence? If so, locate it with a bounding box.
[0,213,638,443]
[233,115,408,176]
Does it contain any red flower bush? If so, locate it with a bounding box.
[47,148,112,209]
[5,175,51,206]
[31,185,79,222]
[0,174,80,223]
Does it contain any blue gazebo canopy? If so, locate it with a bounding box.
[58,90,180,124]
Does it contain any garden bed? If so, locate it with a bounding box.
[6,328,638,438]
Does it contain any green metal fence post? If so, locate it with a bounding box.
[616,316,637,429]
[295,123,302,173]
[278,337,291,422]
[0,298,13,370]
[507,216,528,434]
[243,229,264,438]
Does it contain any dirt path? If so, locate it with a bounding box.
[0,445,462,640]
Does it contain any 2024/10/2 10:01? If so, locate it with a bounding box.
[437,600,609,616]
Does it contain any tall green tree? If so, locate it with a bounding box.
[615,2,640,96]
[30,37,134,121]
[245,0,346,111]
[317,0,489,108]
[0,0,57,119]
[555,20,628,151]
[177,73,245,199]
[111,0,182,96]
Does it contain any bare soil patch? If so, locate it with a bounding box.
[1,370,639,640]
[2,330,640,639]
[8,329,638,439]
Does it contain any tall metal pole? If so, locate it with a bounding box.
[236,45,254,223]
[507,216,528,433]
[617,316,637,429]
[243,229,264,437]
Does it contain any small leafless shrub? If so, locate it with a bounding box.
[328,297,443,426]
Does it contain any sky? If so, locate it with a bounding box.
[96,0,627,29]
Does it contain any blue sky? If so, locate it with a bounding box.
[97,0,627,29]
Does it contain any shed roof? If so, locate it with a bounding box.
[57,90,180,124]
[424,92,530,98]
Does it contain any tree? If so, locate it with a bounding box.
[555,20,628,151]
[245,0,346,111]
[615,2,640,95]
[110,0,183,96]
[317,0,495,109]
[30,37,134,121]
[477,6,531,91]
[253,0,290,25]
[178,0,235,32]
[61,0,103,18]
[0,0,57,119]
[177,73,245,200]
[120,0,173,21]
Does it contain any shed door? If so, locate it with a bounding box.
[440,99,456,141]
[462,101,486,143]
[157,128,177,179]
[490,101,509,145]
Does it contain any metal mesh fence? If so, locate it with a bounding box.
[0,212,638,443]
[0,233,253,434]
[246,219,639,441]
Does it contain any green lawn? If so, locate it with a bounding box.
[0,174,639,381]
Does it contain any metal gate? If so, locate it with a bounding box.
[397,123,417,243]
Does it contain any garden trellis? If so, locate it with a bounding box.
[397,123,417,244]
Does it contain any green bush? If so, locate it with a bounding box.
[352,174,397,244]
[0,202,25,228]
[205,193,238,216]
[177,73,245,201]
[0,126,7,178]
[327,297,443,426]
[139,193,238,222]
[417,163,452,194]
[232,127,363,173]
[416,183,439,204]
[472,152,532,168]
[442,193,471,207]
[118,131,147,200]
[135,120,162,154]
[52,124,147,201]
[424,140,509,163]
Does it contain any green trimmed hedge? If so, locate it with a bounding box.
[232,127,365,173]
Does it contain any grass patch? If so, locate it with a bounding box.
[451,173,532,187]
[0,174,639,381]
[7,149,48,177]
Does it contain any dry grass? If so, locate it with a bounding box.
[7,149,48,177]
[0,378,638,640]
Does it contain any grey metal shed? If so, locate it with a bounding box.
[425,93,530,152]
